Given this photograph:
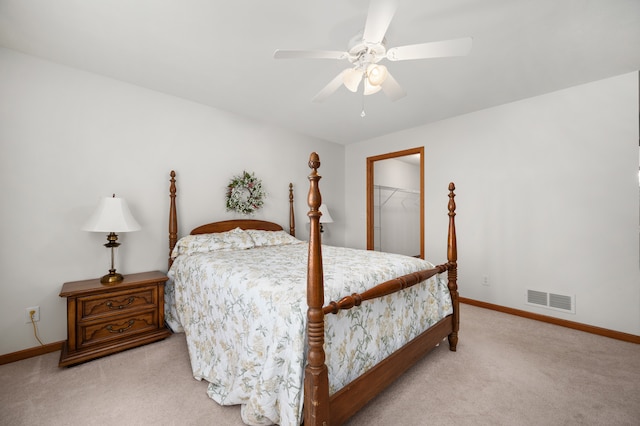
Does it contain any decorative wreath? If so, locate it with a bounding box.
[226,171,265,215]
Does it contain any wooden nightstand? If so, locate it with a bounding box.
[58,271,171,367]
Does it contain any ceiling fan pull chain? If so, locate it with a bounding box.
[361,91,366,118]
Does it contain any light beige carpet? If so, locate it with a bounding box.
[1,304,639,425]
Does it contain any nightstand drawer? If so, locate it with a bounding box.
[78,310,158,349]
[79,286,158,321]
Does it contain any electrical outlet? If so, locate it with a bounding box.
[482,276,490,286]
[25,306,40,323]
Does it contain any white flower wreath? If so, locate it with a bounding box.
[226,171,265,215]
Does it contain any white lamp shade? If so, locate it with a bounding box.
[363,78,382,96]
[342,68,363,92]
[319,204,334,224]
[366,64,388,86]
[82,196,141,232]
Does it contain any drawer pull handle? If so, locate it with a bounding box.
[106,297,135,310]
[106,320,135,333]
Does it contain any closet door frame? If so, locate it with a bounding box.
[366,146,424,259]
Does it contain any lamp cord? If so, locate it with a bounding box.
[30,311,44,346]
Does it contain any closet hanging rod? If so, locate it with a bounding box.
[374,184,420,194]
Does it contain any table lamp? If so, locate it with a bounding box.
[318,204,334,233]
[82,194,141,284]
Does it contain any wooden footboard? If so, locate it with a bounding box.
[304,152,458,426]
[329,315,453,425]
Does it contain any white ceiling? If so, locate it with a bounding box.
[1,0,639,145]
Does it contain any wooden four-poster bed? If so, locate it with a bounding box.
[166,152,458,426]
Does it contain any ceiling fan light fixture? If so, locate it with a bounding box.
[366,63,388,86]
[363,78,382,95]
[342,68,363,92]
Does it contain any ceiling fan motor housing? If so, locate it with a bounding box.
[347,31,387,67]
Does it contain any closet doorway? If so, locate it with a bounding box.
[366,147,424,258]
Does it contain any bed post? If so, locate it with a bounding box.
[169,170,178,270]
[304,152,330,426]
[447,182,459,351]
[289,182,295,237]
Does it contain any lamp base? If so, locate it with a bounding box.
[100,272,124,285]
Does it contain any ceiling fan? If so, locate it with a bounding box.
[273,0,472,103]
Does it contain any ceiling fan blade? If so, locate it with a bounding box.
[274,49,349,60]
[381,72,406,101]
[312,70,347,103]
[386,37,473,61]
[363,0,399,44]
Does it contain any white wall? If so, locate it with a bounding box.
[345,72,640,335]
[0,47,345,355]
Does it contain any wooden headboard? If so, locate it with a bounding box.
[191,219,283,235]
[168,172,295,268]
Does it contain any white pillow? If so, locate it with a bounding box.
[171,227,254,258]
[245,229,302,247]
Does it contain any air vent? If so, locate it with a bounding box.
[527,290,547,306]
[526,290,575,314]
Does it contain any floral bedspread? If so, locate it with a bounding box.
[166,241,452,426]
